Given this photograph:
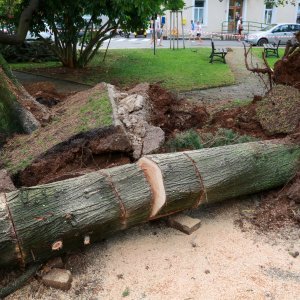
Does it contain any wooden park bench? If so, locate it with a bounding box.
[263,40,281,58]
[209,39,227,63]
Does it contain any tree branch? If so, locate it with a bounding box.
[243,42,274,90]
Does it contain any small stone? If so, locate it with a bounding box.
[204,270,210,274]
[168,213,201,235]
[265,291,272,298]
[46,257,64,269]
[42,268,72,291]
[191,241,198,248]
[289,251,299,258]
[142,125,165,156]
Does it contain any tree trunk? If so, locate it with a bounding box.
[1,140,300,268]
[0,54,41,142]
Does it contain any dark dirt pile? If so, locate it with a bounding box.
[148,84,209,136]
[248,173,300,231]
[24,81,67,108]
[14,126,132,187]
[274,50,300,90]
[210,99,266,139]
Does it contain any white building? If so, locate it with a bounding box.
[164,0,300,35]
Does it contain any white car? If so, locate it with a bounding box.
[245,23,300,46]
[26,25,53,41]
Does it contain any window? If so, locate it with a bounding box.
[274,24,289,33]
[297,3,300,23]
[194,0,205,24]
[264,2,274,24]
[288,24,300,32]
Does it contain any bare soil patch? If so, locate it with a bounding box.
[24,81,67,107]
[246,172,300,231]
[148,84,209,137]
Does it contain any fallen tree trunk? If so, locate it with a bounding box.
[0,54,41,142]
[1,140,300,268]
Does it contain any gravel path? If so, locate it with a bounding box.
[181,48,269,104]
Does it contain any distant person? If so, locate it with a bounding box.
[158,24,164,46]
[235,13,240,33]
[236,17,242,32]
[196,21,202,43]
[155,15,163,46]
[189,20,196,42]
[237,18,243,41]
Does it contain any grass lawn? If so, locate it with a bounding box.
[11,48,235,91]
[251,47,285,68]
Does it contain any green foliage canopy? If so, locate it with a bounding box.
[14,0,185,68]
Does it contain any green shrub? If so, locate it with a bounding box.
[165,129,203,152]
[165,128,257,152]
[0,41,58,63]
[202,128,257,148]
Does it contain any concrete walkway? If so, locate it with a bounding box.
[180,48,268,104]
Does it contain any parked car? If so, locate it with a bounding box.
[26,25,54,41]
[134,28,147,38]
[244,23,300,46]
[134,23,151,38]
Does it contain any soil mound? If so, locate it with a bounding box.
[210,102,265,138]
[148,84,209,136]
[14,126,132,187]
[249,172,300,231]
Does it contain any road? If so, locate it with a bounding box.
[99,36,246,49]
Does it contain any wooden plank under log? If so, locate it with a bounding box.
[0,140,300,269]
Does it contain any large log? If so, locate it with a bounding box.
[1,140,300,268]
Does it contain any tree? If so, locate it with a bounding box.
[0,0,184,140]
[14,0,185,68]
[0,0,38,44]
[1,140,300,269]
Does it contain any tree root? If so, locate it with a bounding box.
[0,263,41,299]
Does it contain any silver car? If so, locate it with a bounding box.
[245,23,300,46]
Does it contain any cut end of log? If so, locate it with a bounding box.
[84,235,90,245]
[52,240,63,251]
[137,157,166,218]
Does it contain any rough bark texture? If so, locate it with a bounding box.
[0,54,40,142]
[0,140,300,269]
[144,153,204,218]
[185,142,300,203]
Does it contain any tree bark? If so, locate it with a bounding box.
[0,54,40,140]
[0,140,300,268]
